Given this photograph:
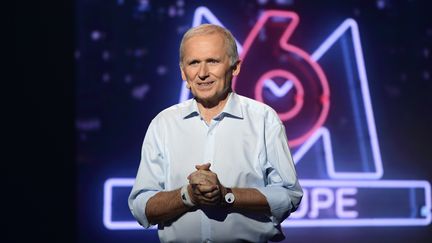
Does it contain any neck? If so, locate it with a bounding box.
[197,92,231,123]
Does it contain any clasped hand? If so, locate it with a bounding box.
[187,163,226,206]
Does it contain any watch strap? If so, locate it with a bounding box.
[180,185,195,207]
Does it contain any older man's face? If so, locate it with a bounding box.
[181,33,240,106]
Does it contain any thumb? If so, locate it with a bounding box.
[195,162,211,171]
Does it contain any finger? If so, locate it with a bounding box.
[191,185,205,197]
[196,194,221,205]
[191,185,215,199]
[189,171,218,186]
[202,188,220,199]
[191,185,218,199]
[189,179,209,186]
[192,170,217,180]
[188,172,210,185]
[195,193,220,203]
[195,162,211,171]
[196,184,218,193]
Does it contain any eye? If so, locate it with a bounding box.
[208,59,219,64]
[188,60,199,66]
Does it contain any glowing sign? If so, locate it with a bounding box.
[233,10,330,147]
[103,178,140,230]
[103,178,431,229]
[103,6,431,229]
[286,180,431,227]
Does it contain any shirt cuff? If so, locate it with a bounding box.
[256,186,292,225]
[131,190,158,228]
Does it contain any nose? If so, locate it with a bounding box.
[198,63,209,80]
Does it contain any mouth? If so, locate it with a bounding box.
[197,81,215,87]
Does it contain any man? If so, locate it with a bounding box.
[129,24,303,242]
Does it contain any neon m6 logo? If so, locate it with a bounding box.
[103,7,431,230]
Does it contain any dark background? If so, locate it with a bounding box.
[12,0,432,242]
[12,0,75,242]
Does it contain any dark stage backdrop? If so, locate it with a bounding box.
[76,1,432,242]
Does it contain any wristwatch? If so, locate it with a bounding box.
[224,187,235,205]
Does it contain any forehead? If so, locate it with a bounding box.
[183,33,228,58]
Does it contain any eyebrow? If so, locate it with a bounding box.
[187,57,220,62]
[206,58,220,62]
[186,59,199,64]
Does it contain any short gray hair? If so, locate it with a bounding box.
[179,24,239,66]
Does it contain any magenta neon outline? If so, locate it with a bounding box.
[182,8,333,147]
[232,10,330,147]
[255,69,305,121]
[263,79,294,98]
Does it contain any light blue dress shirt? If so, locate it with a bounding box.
[129,92,303,243]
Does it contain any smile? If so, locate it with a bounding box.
[197,81,215,86]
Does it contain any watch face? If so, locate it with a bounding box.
[225,192,235,204]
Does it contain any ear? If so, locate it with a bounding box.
[180,66,192,89]
[232,60,242,77]
[180,64,187,81]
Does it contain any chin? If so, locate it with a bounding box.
[193,92,215,100]
[196,96,214,102]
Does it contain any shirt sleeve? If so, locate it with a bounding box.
[128,117,166,228]
[256,119,303,225]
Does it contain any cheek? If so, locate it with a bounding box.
[184,70,195,80]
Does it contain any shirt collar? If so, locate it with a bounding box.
[220,92,243,119]
[182,98,200,119]
[182,92,243,120]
